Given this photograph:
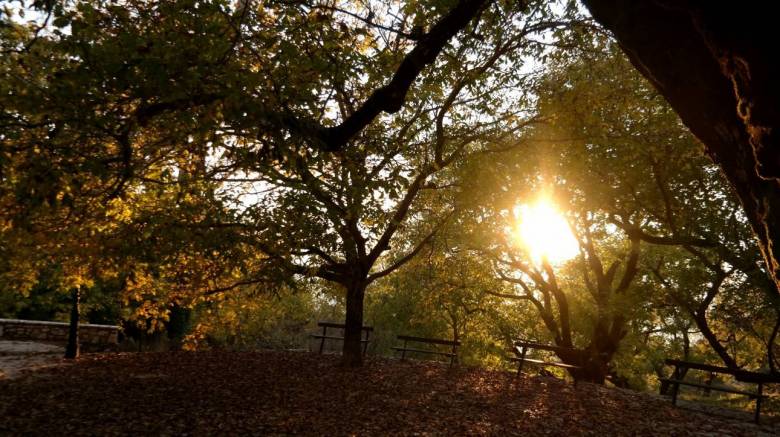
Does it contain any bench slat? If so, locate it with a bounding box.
[515,341,573,354]
[396,335,459,346]
[509,357,581,370]
[665,359,736,375]
[659,378,764,398]
[311,335,370,342]
[736,373,780,384]
[392,347,455,357]
[316,321,374,331]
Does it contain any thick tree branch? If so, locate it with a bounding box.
[322,0,493,150]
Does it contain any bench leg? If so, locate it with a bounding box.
[401,340,407,360]
[516,347,527,375]
[671,382,679,406]
[662,365,687,396]
[318,326,327,354]
[704,371,714,397]
[755,383,763,424]
[659,380,669,395]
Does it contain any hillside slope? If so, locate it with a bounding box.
[0,350,774,435]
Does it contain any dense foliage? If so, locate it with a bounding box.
[1,0,777,400]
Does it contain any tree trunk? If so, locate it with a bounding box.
[607,370,632,389]
[64,287,80,359]
[583,0,780,297]
[695,313,739,369]
[341,281,367,367]
[768,311,780,373]
[575,356,609,384]
[167,303,191,350]
[452,317,460,365]
[556,347,612,384]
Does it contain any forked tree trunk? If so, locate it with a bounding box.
[574,351,611,384]
[342,281,367,367]
[64,287,80,359]
[555,337,620,384]
[569,348,615,384]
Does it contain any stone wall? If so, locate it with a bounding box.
[0,318,119,346]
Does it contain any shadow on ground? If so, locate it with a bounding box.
[0,350,776,436]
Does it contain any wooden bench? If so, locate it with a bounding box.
[310,321,373,355]
[659,358,779,423]
[392,335,460,366]
[510,340,582,383]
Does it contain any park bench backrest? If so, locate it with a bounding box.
[398,335,460,346]
[317,321,374,332]
[312,321,373,355]
[394,335,460,366]
[515,340,574,355]
[664,359,780,384]
[661,358,779,423]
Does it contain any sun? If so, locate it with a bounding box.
[514,200,579,264]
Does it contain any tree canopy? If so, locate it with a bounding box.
[1,0,778,390]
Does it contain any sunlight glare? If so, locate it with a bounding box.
[514,201,579,265]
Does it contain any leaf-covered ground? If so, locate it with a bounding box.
[0,350,776,436]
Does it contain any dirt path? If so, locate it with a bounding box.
[0,340,66,379]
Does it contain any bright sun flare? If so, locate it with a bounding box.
[514,201,579,264]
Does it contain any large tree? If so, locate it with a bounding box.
[5,0,780,370]
[581,0,780,296]
[462,39,778,383]
[2,0,585,366]
[233,1,566,365]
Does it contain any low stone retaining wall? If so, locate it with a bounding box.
[0,318,119,346]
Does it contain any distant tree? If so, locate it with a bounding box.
[463,40,778,382]
[537,39,780,375]
[0,0,297,346]
[233,1,569,365]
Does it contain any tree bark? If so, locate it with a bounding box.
[694,313,739,369]
[583,0,780,296]
[64,287,80,359]
[341,281,367,367]
[768,311,780,373]
[555,347,613,384]
[451,316,460,365]
[607,370,632,389]
[586,341,620,384]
